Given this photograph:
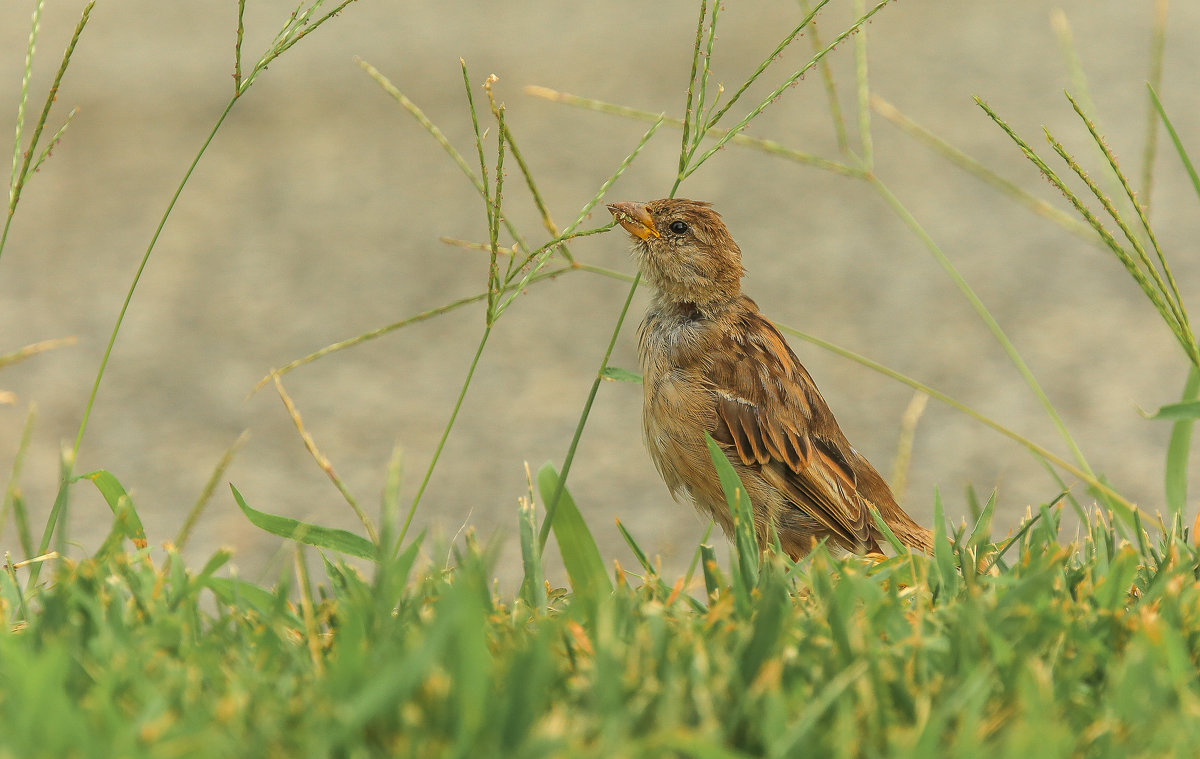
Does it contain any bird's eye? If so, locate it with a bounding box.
[668,220,689,235]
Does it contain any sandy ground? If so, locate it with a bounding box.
[2,1,1199,586]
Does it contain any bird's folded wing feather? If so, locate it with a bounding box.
[708,314,872,547]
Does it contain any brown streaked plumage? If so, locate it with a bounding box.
[608,198,932,559]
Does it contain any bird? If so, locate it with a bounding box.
[607,198,933,559]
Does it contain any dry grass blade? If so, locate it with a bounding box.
[293,549,325,675]
[272,374,379,544]
[890,391,929,502]
[175,430,250,549]
[0,336,77,371]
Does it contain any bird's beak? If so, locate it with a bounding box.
[607,201,660,240]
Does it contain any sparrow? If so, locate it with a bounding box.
[608,198,933,559]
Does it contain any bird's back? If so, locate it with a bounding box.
[639,294,933,557]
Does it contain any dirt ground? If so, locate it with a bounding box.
[2,1,1199,586]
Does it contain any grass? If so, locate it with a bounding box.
[3,481,1200,757]
[4,1,1200,756]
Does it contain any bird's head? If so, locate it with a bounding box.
[607,199,744,308]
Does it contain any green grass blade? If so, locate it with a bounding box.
[539,271,644,550]
[868,173,1103,486]
[2,1,93,264]
[1141,0,1169,209]
[358,58,479,190]
[1064,92,1191,347]
[518,496,547,610]
[614,517,653,576]
[966,489,997,550]
[70,3,364,485]
[203,576,301,626]
[700,542,722,599]
[852,0,872,169]
[869,507,906,554]
[387,530,424,589]
[684,0,891,179]
[1143,400,1200,420]
[774,321,1140,525]
[28,445,73,590]
[690,0,721,154]
[931,488,958,597]
[872,96,1095,241]
[10,492,33,562]
[230,484,376,560]
[1166,366,1200,518]
[402,326,492,546]
[498,116,663,315]
[684,520,715,592]
[1050,9,1126,211]
[1045,127,1196,366]
[377,443,404,555]
[460,59,491,225]
[0,405,36,552]
[79,470,147,550]
[525,86,862,177]
[800,0,850,154]
[771,661,868,756]
[28,106,76,175]
[358,58,532,257]
[677,0,707,179]
[984,509,1041,574]
[1148,83,1200,203]
[535,462,613,602]
[1094,545,1139,611]
[599,366,642,383]
[704,432,758,594]
[10,0,43,196]
[93,496,142,559]
[701,0,831,132]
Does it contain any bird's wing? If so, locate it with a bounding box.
[708,312,873,548]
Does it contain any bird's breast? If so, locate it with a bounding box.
[638,309,719,497]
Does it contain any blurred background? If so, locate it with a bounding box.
[2,0,1198,586]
